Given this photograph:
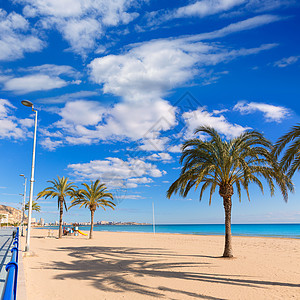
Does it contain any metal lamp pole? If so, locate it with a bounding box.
[19,174,27,236]
[21,100,38,252]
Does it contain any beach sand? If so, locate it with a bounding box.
[21,229,300,300]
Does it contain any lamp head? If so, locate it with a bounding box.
[21,100,33,108]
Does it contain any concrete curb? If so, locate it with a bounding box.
[17,251,27,300]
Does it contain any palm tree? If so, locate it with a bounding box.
[273,124,300,177]
[25,200,41,212]
[167,126,293,257]
[69,180,115,239]
[37,176,77,238]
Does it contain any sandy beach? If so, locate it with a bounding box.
[21,229,300,300]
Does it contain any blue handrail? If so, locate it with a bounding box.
[1,227,19,300]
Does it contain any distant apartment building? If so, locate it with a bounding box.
[100,220,110,225]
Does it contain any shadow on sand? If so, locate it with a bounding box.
[39,245,299,299]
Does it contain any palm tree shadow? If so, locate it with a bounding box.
[40,246,299,298]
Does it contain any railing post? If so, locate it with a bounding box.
[5,262,18,300]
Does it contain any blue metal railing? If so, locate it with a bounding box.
[1,227,19,300]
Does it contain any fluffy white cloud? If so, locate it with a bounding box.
[2,64,81,94]
[89,22,276,103]
[0,9,44,61]
[18,0,139,56]
[3,75,68,94]
[42,99,177,149]
[42,17,282,150]
[40,137,63,151]
[57,100,105,126]
[0,99,33,139]
[183,107,250,139]
[68,157,165,189]
[233,101,290,122]
[147,152,172,162]
[273,55,300,68]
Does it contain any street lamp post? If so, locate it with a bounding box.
[21,100,38,252]
[19,174,27,237]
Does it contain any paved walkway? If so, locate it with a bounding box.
[0,228,14,295]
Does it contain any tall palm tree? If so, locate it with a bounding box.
[69,180,115,239]
[25,200,41,212]
[273,124,300,177]
[167,126,293,257]
[37,176,77,238]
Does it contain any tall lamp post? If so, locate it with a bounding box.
[19,174,27,237]
[21,100,38,252]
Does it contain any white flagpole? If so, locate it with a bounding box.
[152,202,155,235]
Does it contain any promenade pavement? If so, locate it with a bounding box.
[0,228,14,295]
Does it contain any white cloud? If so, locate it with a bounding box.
[2,64,81,94]
[139,137,170,152]
[19,118,34,128]
[144,1,284,30]
[183,107,250,139]
[233,101,290,122]
[40,137,63,151]
[37,91,99,104]
[174,0,246,18]
[42,17,280,149]
[89,20,277,103]
[57,100,105,126]
[147,152,172,162]
[0,99,33,139]
[42,99,177,149]
[18,0,140,56]
[58,18,102,56]
[273,55,300,68]
[0,9,44,61]
[188,15,281,41]
[244,0,295,13]
[3,75,68,94]
[67,157,165,189]
[23,64,81,78]
[42,31,276,149]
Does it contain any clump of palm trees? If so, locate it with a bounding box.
[35,124,300,258]
[37,176,115,239]
[25,200,41,212]
[167,126,296,258]
[69,180,115,239]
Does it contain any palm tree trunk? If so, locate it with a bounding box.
[223,197,233,258]
[90,210,94,239]
[59,198,63,239]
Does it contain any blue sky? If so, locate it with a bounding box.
[0,0,300,224]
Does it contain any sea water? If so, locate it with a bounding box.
[42,223,300,239]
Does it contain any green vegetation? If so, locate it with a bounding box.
[167,126,293,257]
[69,180,115,239]
[37,176,77,238]
[25,200,41,212]
[274,124,300,178]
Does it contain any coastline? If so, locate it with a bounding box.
[39,223,300,239]
[21,228,300,300]
[37,227,300,240]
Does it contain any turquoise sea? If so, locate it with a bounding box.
[43,224,300,239]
